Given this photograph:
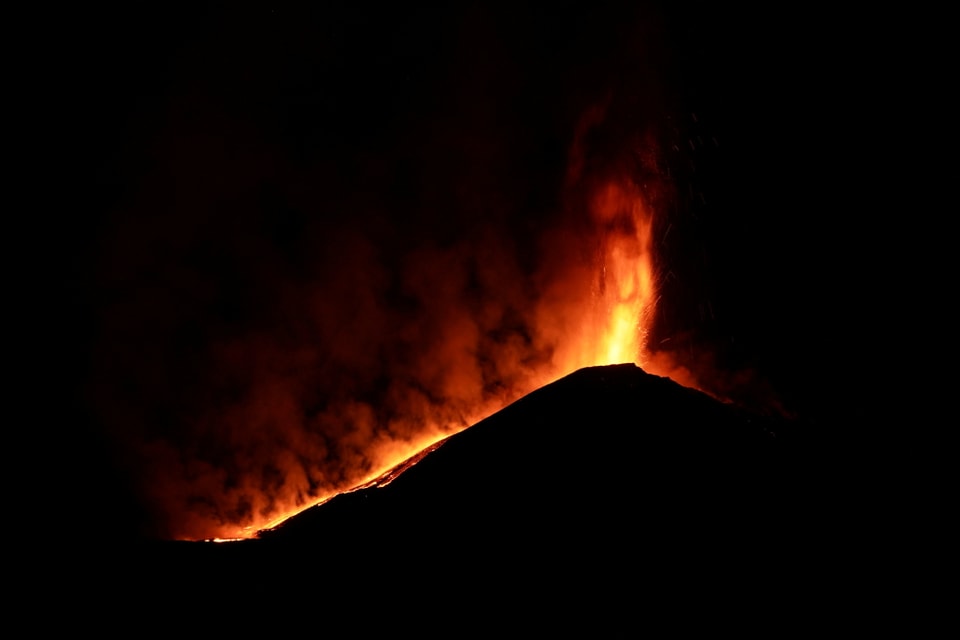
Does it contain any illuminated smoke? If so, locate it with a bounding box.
[87,5,710,540]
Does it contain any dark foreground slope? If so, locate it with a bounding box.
[262,362,809,551]
[74,365,868,631]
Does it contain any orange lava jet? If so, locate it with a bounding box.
[552,179,657,375]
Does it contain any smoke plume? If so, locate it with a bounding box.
[85,3,724,540]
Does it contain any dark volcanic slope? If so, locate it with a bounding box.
[90,364,867,631]
[262,362,804,554]
[243,364,832,595]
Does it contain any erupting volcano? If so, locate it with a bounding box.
[57,1,874,551]
[74,2,719,543]
[42,1,915,630]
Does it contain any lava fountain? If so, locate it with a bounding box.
[544,178,658,377]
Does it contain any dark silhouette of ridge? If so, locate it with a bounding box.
[87,364,867,632]
[259,363,805,553]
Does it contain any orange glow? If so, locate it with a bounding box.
[578,180,657,371]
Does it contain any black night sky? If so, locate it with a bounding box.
[33,1,917,545]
